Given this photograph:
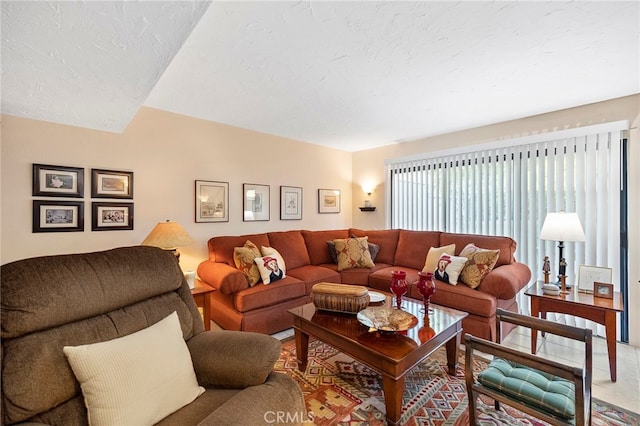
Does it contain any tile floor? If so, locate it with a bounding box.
[501,326,640,414]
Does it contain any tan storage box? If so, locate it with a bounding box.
[311,282,370,314]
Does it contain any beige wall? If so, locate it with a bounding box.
[1,107,353,272]
[2,96,638,345]
[351,94,640,345]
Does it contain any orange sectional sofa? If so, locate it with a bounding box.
[197,229,532,341]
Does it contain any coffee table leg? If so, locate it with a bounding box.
[294,328,309,372]
[382,375,405,425]
[445,332,461,375]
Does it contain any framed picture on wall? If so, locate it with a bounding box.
[92,202,134,231]
[32,200,84,232]
[195,180,229,223]
[91,169,134,199]
[280,186,302,220]
[32,163,84,197]
[243,183,270,221]
[318,188,340,213]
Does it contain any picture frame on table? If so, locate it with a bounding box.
[243,183,270,221]
[318,188,340,213]
[594,282,614,299]
[280,186,302,220]
[91,169,133,199]
[577,265,613,293]
[32,200,84,233]
[195,180,229,223]
[92,202,134,231]
[32,163,84,197]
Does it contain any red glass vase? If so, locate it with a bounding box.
[390,270,408,309]
[417,271,436,312]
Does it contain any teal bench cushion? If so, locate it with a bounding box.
[477,358,575,420]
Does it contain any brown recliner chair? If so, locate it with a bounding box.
[1,246,305,425]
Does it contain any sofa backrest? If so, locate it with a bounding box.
[207,233,271,265]
[394,230,442,269]
[349,228,400,265]
[1,246,203,425]
[301,229,350,265]
[266,231,311,270]
[439,232,516,266]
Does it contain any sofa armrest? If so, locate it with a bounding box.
[187,330,281,388]
[197,260,248,295]
[477,262,532,300]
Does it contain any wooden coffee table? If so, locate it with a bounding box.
[288,295,467,425]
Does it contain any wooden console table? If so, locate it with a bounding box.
[525,281,623,381]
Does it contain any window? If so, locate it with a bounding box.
[387,121,628,339]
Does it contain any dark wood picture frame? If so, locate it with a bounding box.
[318,188,340,213]
[91,202,134,231]
[32,200,84,233]
[594,282,614,299]
[32,163,84,197]
[243,183,270,221]
[195,180,229,223]
[91,169,134,199]
[280,185,302,220]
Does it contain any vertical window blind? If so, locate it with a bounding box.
[386,121,628,337]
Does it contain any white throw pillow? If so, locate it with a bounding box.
[433,254,468,285]
[260,246,287,274]
[422,244,456,273]
[63,311,204,426]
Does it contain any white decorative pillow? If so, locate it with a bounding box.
[422,244,456,273]
[254,255,286,284]
[63,312,204,426]
[260,246,287,274]
[433,254,468,285]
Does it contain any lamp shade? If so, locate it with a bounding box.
[142,220,193,249]
[540,212,586,242]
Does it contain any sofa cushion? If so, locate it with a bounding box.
[254,256,285,284]
[430,278,497,317]
[334,237,375,271]
[349,228,400,265]
[422,244,456,274]
[439,232,515,267]
[286,265,341,294]
[233,241,262,286]
[394,230,441,270]
[63,312,204,426]
[267,231,311,270]
[233,276,306,312]
[459,243,500,289]
[208,234,271,266]
[302,229,350,265]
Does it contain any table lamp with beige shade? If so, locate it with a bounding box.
[141,220,194,263]
[540,211,586,293]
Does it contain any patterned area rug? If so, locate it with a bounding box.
[275,338,639,425]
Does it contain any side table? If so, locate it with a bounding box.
[191,279,215,331]
[525,281,623,381]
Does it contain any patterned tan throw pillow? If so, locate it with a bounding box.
[233,240,261,286]
[459,243,500,289]
[333,237,375,272]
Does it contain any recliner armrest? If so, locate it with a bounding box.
[187,330,281,388]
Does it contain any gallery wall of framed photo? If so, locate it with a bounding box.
[31,163,134,233]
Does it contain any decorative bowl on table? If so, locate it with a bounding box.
[357,307,418,332]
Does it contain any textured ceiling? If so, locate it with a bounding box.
[2,1,639,151]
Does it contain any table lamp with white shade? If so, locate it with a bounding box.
[540,212,586,293]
